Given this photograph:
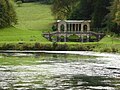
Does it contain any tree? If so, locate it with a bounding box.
[0,0,17,28]
[51,0,79,19]
[92,0,111,28]
[106,0,120,35]
[69,0,94,20]
[111,0,120,24]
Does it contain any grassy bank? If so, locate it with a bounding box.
[94,36,120,53]
[0,3,54,43]
[15,3,54,31]
[0,27,48,43]
[0,42,97,51]
[0,40,119,53]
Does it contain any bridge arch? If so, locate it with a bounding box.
[83,24,88,32]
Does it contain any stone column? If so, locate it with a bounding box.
[79,35,81,42]
[71,24,73,32]
[75,24,76,32]
[64,24,67,32]
[81,35,84,42]
[77,24,78,32]
[87,35,89,42]
[98,35,101,41]
[58,23,61,32]
[72,23,74,32]
[81,24,84,32]
[87,23,90,32]
[64,35,67,42]
[57,34,60,42]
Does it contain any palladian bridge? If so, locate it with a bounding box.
[43,20,105,42]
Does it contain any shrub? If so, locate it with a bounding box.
[100,47,112,52]
[52,42,58,50]
[34,43,41,50]
[22,44,33,50]
[52,25,57,31]
[1,43,15,50]
[56,44,68,51]
[69,45,78,51]
[42,44,53,50]
[16,1,22,7]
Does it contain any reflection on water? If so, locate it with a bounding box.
[0,52,119,89]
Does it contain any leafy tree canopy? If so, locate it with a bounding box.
[69,0,94,20]
[0,0,17,28]
[51,0,79,19]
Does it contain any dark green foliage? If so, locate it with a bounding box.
[0,0,17,28]
[106,0,120,35]
[52,25,57,31]
[51,0,79,19]
[92,0,111,28]
[37,0,53,4]
[107,21,120,35]
[16,0,53,4]
[34,43,41,50]
[1,43,15,50]
[52,41,57,50]
[69,0,94,20]
[55,44,68,51]
[99,47,119,53]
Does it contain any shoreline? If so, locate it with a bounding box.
[0,50,120,57]
[0,42,119,53]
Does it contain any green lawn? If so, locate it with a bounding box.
[100,36,120,44]
[15,3,54,31]
[0,3,54,43]
[0,27,48,43]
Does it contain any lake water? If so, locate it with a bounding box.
[0,51,120,90]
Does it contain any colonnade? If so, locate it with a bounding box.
[66,24,81,32]
[57,20,91,32]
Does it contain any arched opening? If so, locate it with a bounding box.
[83,25,87,32]
[60,24,65,31]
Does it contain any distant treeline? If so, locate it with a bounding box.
[51,0,120,35]
[16,0,53,4]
